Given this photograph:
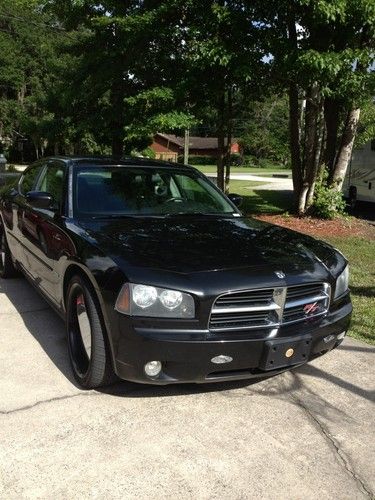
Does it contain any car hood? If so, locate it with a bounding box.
[77,216,344,276]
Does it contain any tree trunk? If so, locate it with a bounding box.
[297,185,309,215]
[288,82,303,207]
[306,97,324,208]
[224,86,233,193]
[331,108,360,191]
[287,8,303,211]
[216,90,226,192]
[110,80,124,158]
[112,136,124,158]
[323,97,340,175]
[298,83,321,214]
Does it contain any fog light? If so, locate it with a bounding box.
[337,331,346,340]
[144,360,162,377]
[323,334,335,343]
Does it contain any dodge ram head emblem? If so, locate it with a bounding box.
[274,271,285,279]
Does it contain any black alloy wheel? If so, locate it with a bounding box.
[66,275,114,388]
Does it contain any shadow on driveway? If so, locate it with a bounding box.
[1,276,373,410]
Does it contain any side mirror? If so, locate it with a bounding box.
[228,193,243,207]
[26,191,54,209]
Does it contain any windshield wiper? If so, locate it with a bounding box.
[90,212,236,219]
[90,214,143,219]
[162,212,228,218]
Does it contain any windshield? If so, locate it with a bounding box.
[73,166,236,217]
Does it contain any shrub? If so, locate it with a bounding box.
[0,174,19,196]
[312,170,346,219]
[229,153,243,166]
[242,154,258,166]
[141,147,156,159]
[179,155,216,165]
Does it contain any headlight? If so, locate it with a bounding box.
[334,265,349,299]
[115,283,195,318]
[133,285,158,308]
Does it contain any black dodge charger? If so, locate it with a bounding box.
[0,157,351,388]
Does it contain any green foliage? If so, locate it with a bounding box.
[355,99,375,148]
[178,155,216,165]
[0,0,373,218]
[0,0,65,159]
[238,95,290,166]
[0,174,19,196]
[312,170,346,219]
[140,147,156,159]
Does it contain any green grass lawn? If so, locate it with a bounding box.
[229,180,293,214]
[323,236,375,345]
[194,165,292,177]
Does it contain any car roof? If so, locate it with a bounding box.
[44,155,195,171]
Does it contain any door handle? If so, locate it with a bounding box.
[53,234,62,241]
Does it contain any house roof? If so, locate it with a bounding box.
[156,133,238,149]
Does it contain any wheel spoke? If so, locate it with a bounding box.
[0,234,5,269]
[76,294,92,359]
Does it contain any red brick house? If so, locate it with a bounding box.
[150,133,241,162]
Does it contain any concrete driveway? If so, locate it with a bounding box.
[1,278,374,499]
[205,172,293,191]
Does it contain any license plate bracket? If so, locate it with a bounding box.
[260,335,312,371]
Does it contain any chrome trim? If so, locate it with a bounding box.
[272,286,287,323]
[209,282,331,332]
[279,310,328,326]
[210,319,281,332]
[212,303,280,314]
[285,293,329,309]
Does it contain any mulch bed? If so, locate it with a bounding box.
[255,214,375,240]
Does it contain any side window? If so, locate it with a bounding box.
[174,174,209,202]
[36,164,66,209]
[19,165,44,195]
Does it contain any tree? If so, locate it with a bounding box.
[256,0,375,214]
[237,94,290,166]
[45,1,197,157]
[0,0,64,160]
[162,1,267,191]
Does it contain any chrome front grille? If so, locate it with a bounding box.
[214,289,274,308]
[283,283,331,325]
[209,283,330,331]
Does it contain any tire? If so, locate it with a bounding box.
[0,225,17,279]
[66,274,115,388]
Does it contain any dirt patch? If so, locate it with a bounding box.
[256,214,375,240]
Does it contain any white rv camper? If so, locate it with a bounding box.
[343,140,375,207]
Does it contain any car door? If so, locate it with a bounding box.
[21,161,68,302]
[6,162,45,267]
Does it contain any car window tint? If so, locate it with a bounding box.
[175,175,220,210]
[19,165,44,195]
[37,164,66,208]
[75,166,234,216]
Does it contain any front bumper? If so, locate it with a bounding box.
[112,299,352,385]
